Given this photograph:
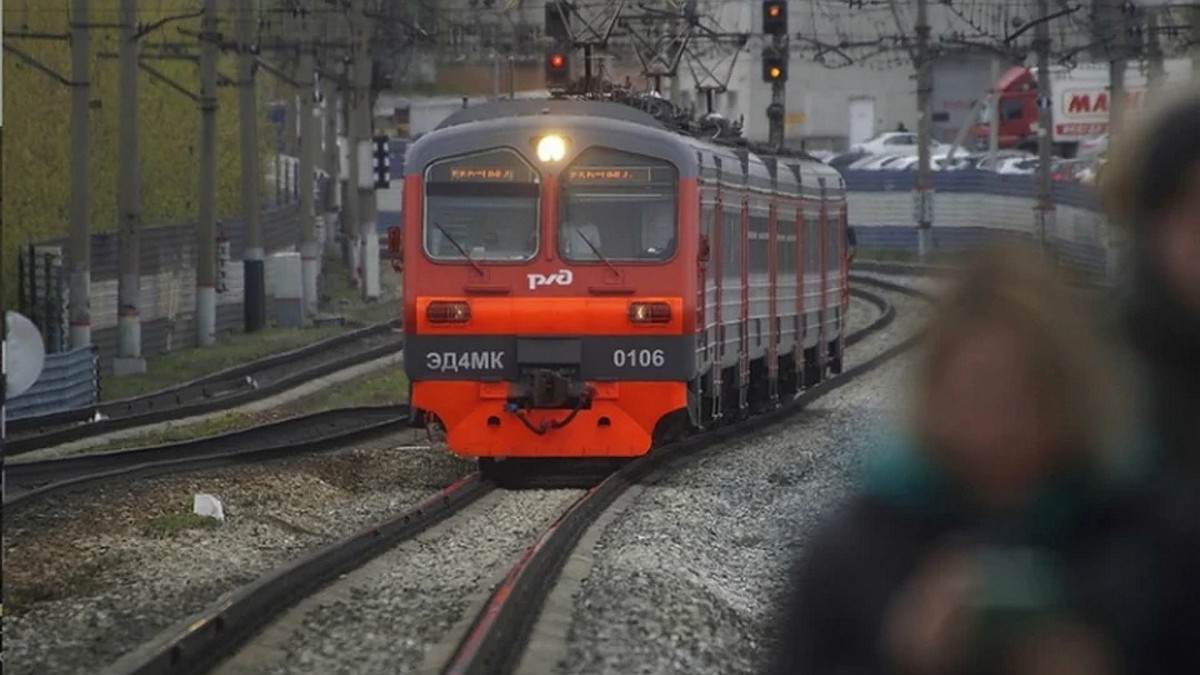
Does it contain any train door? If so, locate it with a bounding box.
[817,177,829,376]
[711,188,725,421]
[739,194,751,414]
[795,182,806,372]
[767,195,779,405]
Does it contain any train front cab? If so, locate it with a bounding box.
[401,116,700,459]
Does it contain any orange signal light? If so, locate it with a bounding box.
[767,5,781,18]
[768,66,782,79]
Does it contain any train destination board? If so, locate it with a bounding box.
[566,167,654,182]
[449,167,515,181]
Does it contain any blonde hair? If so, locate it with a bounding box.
[911,244,1130,460]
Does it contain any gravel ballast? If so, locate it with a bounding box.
[2,434,474,675]
[554,285,926,674]
[210,489,585,675]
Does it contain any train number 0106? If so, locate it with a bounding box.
[612,348,666,368]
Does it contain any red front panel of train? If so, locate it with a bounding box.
[402,144,699,458]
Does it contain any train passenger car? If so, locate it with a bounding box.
[395,99,849,461]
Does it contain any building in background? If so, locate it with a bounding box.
[676,0,1097,151]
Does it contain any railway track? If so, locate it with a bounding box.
[4,404,411,509]
[5,320,404,456]
[444,279,929,674]
[98,283,914,675]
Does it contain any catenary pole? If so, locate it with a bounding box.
[344,0,364,289]
[1034,0,1054,250]
[68,0,92,349]
[356,0,380,300]
[196,0,219,346]
[114,0,144,373]
[298,3,319,315]
[1109,0,1128,139]
[1146,7,1164,93]
[915,0,934,262]
[239,0,266,332]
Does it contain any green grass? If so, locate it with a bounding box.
[91,363,409,453]
[100,325,347,402]
[141,513,221,539]
[102,251,404,401]
[4,562,106,616]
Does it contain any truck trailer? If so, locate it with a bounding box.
[970,60,1192,157]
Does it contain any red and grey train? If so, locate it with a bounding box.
[396,99,850,460]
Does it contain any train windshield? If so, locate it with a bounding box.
[559,148,678,263]
[423,148,540,262]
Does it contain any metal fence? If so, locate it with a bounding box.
[6,169,336,421]
[843,169,1113,279]
[5,346,99,421]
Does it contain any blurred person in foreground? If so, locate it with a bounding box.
[1102,87,1200,481]
[771,244,1199,675]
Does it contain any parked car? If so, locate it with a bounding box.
[848,154,910,171]
[975,149,1034,172]
[827,150,870,170]
[850,132,948,157]
[996,156,1040,175]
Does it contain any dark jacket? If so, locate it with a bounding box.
[771,437,1200,675]
[1122,261,1200,481]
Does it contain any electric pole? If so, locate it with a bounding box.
[988,55,1000,170]
[1109,0,1129,138]
[196,0,219,347]
[114,0,144,374]
[239,0,266,333]
[68,0,92,349]
[321,12,341,217]
[1147,8,1165,93]
[1035,0,1054,251]
[344,2,363,288]
[915,0,934,262]
[357,22,381,302]
[298,4,320,316]
[323,75,340,213]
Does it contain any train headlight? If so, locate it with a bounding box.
[629,302,672,324]
[536,134,567,163]
[426,301,471,324]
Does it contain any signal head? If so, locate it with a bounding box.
[762,1,787,35]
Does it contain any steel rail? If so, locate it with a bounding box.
[6,320,404,455]
[441,284,925,675]
[4,404,411,509]
[102,474,494,675]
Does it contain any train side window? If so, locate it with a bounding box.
[750,208,770,275]
[724,205,741,279]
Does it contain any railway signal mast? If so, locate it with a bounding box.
[762,1,788,150]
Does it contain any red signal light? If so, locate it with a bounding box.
[549,54,566,69]
[767,5,781,18]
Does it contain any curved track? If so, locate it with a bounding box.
[442,279,928,674]
[100,284,904,675]
[5,321,404,456]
